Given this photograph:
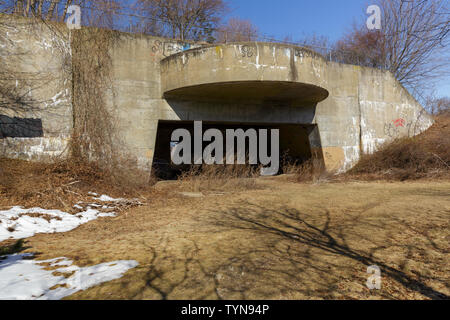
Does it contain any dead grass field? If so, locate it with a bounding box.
[12,178,449,300]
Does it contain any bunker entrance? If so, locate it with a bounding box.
[152,120,318,180]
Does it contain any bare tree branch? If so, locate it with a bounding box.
[216,17,259,43]
[335,0,449,94]
[135,0,228,41]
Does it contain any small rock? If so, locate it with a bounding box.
[178,192,204,198]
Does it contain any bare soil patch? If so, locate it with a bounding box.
[14,179,449,300]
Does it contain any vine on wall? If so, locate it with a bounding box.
[70,28,118,166]
[71,28,152,186]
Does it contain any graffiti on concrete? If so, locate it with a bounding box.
[294,49,303,57]
[240,45,254,58]
[393,118,406,128]
[384,109,431,139]
[384,118,413,138]
[294,48,316,58]
[152,40,191,57]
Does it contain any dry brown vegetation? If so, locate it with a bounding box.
[1,128,449,299]
[281,158,331,183]
[177,164,261,192]
[1,112,448,213]
[70,28,156,187]
[0,157,158,211]
[15,179,449,300]
[347,112,450,181]
[0,238,25,256]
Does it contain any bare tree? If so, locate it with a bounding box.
[37,0,43,16]
[46,0,59,20]
[135,0,228,41]
[61,0,72,21]
[81,0,122,29]
[1,0,125,29]
[216,17,258,42]
[425,95,450,114]
[336,0,449,94]
[295,33,333,57]
[2,0,65,19]
[334,28,387,68]
[15,0,23,14]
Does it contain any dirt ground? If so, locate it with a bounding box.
[11,178,448,300]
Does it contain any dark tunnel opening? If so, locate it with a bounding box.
[152,120,320,180]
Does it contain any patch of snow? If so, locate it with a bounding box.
[0,207,116,242]
[87,203,102,208]
[0,254,138,300]
[93,195,125,202]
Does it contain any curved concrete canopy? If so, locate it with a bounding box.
[164,80,329,106]
[160,42,330,105]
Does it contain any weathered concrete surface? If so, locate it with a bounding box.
[157,43,433,171]
[106,33,202,167]
[0,15,72,161]
[161,43,329,106]
[0,17,434,173]
[316,64,433,171]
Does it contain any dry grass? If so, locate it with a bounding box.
[1,155,449,300]
[174,157,330,194]
[1,114,449,300]
[0,157,158,211]
[17,179,450,300]
[281,158,332,183]
[0,239,26,256]
[348,112,450,180]
[177,164,262,192]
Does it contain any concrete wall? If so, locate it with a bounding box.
[0,15,72,161]
[157,42,434,171]
[0,17,433,173]
[106,33,202,167]
[316,64,433,171]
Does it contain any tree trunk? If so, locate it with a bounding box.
[37,0,44,18]
[30,0,36,12]
[46,0,60,20]
[25,0,31,16]
[16,0,24,15]
[62,0,72,22]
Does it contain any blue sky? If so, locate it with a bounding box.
[224,0,449,97]
[225,0,367,42]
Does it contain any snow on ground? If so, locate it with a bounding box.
[0,253,138,300]
[0,193,142,299]
[0,206,116,242]
[93,195,125,202]
[0,193,140,242]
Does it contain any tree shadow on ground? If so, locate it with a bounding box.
[132,201,448,300]
[208,202,449,300]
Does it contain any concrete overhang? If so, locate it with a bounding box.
[164,81,329,106]
[160,42,330,106]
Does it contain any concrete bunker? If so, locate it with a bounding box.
[0,20,434,174]
[156,44,332,178]
[152,120,321,179]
